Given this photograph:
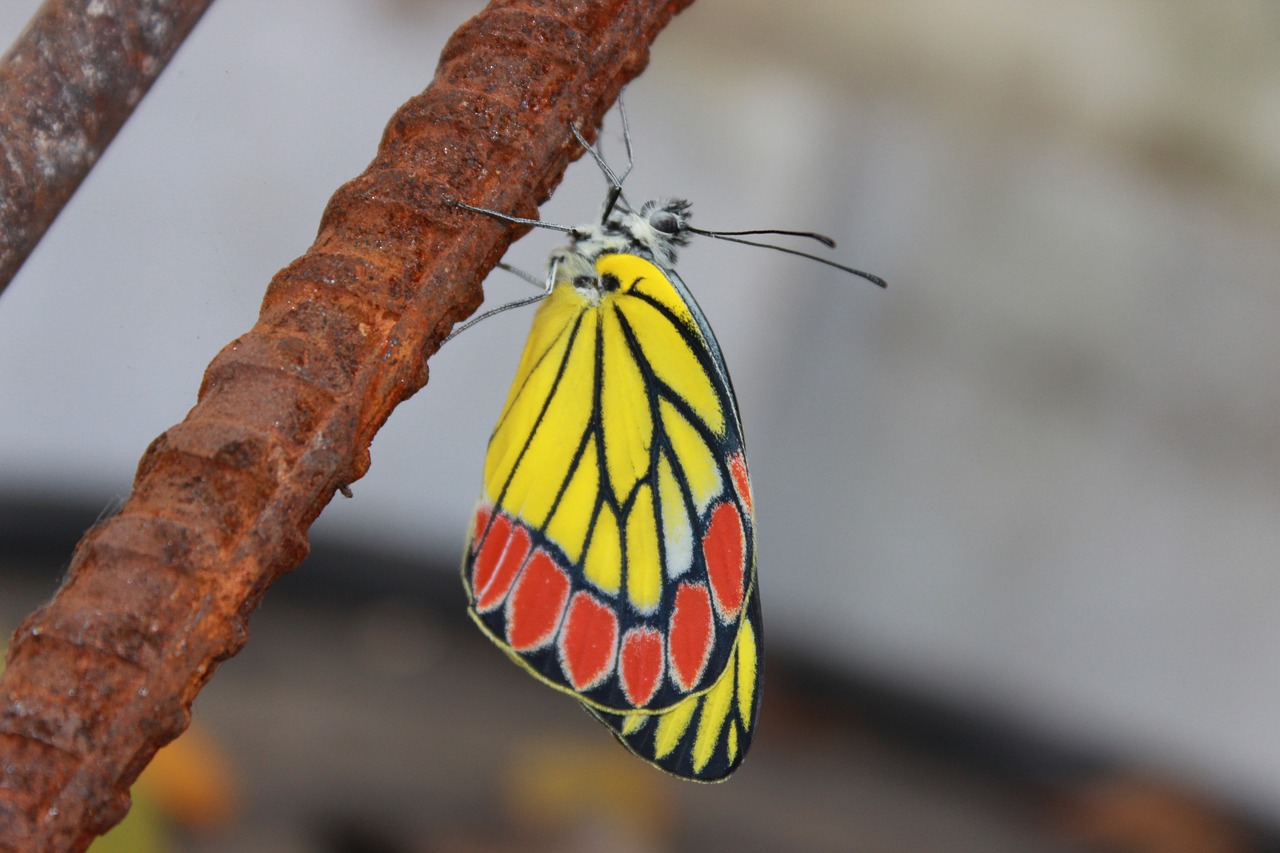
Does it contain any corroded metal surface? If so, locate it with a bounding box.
[0,0,695,849]
[0,0,215,295]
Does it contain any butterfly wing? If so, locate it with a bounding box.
[462,251,761,780]
[587,584,762,781]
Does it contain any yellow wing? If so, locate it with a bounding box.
[463,252,761,780]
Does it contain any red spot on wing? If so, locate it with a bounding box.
[471,505,493,552]
[473,513,532,613]
[729,453,752,515]
[506,549,571,651]
[558,592,619,691]
[471,510,509,593]
[619,627,664,707]
[704,502,746,622]
[668,582,714,692]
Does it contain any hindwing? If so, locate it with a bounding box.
[462,252,762,780]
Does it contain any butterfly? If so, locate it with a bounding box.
[456,112,884,781]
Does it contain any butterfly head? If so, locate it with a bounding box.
[580,197,693,268]
[635,198,692,242]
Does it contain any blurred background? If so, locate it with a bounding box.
[3,1,1280,850]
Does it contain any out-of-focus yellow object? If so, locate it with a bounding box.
[90,708,239,851]
[137,721,239,831]
[89,789,166,853]
[505,736,675,849]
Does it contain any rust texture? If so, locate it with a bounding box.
[0,0,216,296]
[0,0,695,849]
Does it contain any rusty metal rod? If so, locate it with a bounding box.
[0,0,694,849]
[0,0,216,296]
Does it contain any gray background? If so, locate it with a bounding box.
[3,0,1280,829]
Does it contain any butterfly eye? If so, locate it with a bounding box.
[649,210,681,234]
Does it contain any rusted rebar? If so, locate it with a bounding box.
[0,1,695,849]
[0,0,216,296]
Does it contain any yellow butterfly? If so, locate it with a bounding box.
[458,116,884,781]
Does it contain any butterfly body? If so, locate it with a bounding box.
[462,199,763,781]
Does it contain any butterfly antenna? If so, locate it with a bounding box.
[688,226,888,288]
[693,227,837,248]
